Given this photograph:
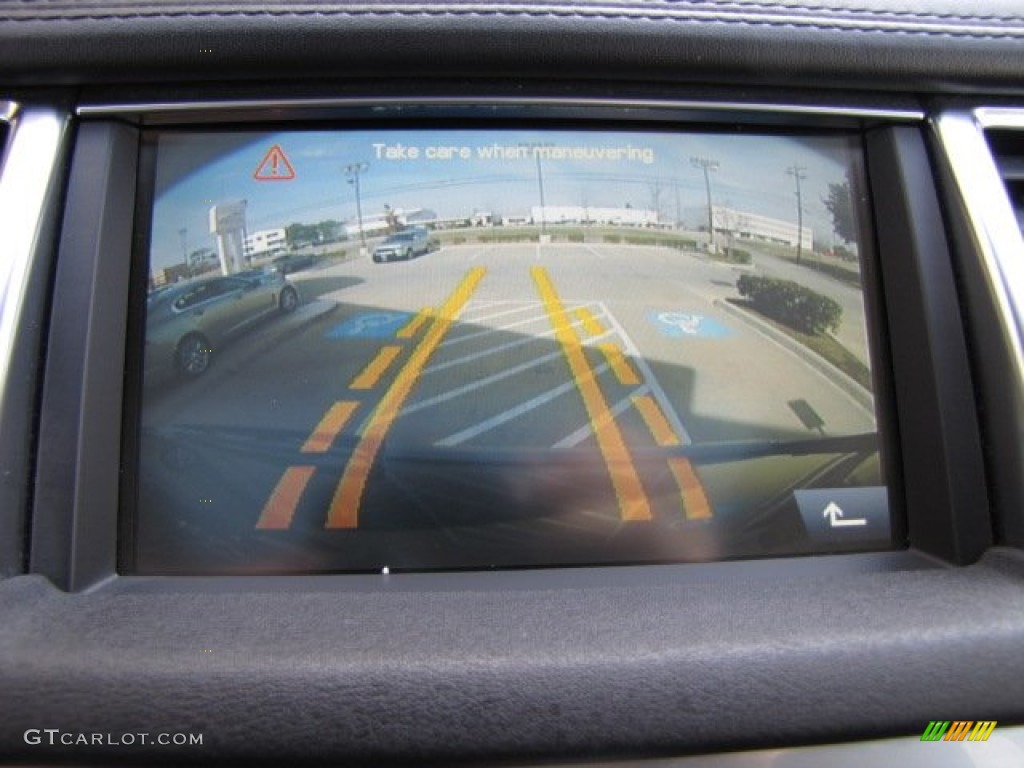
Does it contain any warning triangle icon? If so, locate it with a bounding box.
[253,144,296,181]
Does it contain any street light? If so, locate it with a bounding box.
[787,164,807,265]
[344,162,369,252]
[691,156,719,254]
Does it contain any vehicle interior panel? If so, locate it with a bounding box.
[2,1,1024,766]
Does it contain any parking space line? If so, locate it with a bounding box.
[598,343,640,385]
[256,466,316,530]
[397,308,433,339]
[424,311,608,375]
[438,312,547,349]
[327,267,487,529]
[437,362,612,447]
[406,351,562,413]
[407,324,615,413]
[451,303,538,328]
[552,386,650,448]
[574,307,606,337]
[633,394,713,520]
[532,266,651,522]
[583,243,606,261]
[350,345,403,390]
[301,401,359,454]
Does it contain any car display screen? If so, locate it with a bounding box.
[128,126,894,574]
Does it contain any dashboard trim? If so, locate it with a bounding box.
[76,96,926,122]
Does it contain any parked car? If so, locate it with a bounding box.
[372,227,431,262]
[145,272,300,381]
[272,251,317,275]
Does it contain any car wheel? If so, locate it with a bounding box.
[279,286,299,313]
[175,333,212,377]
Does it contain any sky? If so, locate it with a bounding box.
[149,128,862,271]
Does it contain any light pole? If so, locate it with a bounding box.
[344,162,369,252]
[691,156,719,253]
[787,164,807,265]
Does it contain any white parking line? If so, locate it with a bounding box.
[444,303,540,333]
[403,351,564,415]
[404,329,614,415]
[583,243,607,261]
[439,311,549,349]
[437,362,613,446]
[426,308,607,373]
[552,385,651,448]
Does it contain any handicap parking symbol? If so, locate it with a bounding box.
[327,311,412,339]
[649,311,732,339]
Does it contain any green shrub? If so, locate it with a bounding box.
[451,236,466,245]
[603,234,621,244]
[567,230,585,243]
[736,274,842,334]
[726,247,752,264]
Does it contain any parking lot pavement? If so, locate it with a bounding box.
[136,242,880,571]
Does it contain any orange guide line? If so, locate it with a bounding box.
[301,401,359,454]
[574,307,606,337]
[327,267,487,529]
[533,267,651,522]
[397,307,433,339]
[350,345,403,390]
[633,394,713,520]
[598,343,641,386]
[256,466,316,530]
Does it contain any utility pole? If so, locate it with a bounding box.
[519,143,553,236]
[691,156,719,254]
[344,162,369,253]
[535,150,548,235]
[787,164,807,265]
[179,227,188,273]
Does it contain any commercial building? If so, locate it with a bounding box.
[243,227,287,258]
[710,206,813,250]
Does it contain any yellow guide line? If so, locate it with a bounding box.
[301,400,359,454]
[327,267,487,529]
[397,307,433,339]
[532,267,651,522]
[598,343,640,386]
[350,345,403,390]
[256,466,316,530]
[632,394,713,520]
[574,307,606,337]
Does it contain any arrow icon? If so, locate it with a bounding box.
[823,501,867,527]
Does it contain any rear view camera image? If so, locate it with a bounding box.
[130,127,891,573]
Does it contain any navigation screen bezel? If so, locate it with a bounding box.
[118,108,907,576]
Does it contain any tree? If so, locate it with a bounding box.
[285,222,320,249]
[823,176,857,244]
[383,205,400,234]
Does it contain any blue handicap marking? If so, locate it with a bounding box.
[327,311,412,339]
[649,311,732,339]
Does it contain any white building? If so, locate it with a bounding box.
[529,205,659,227]
[710,206,813,250]
[243,227,287,258]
